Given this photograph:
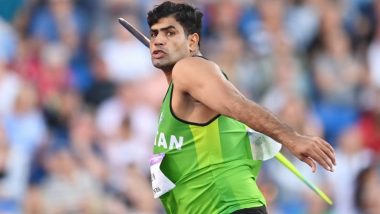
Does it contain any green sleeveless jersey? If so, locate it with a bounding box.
[153,83,266,214]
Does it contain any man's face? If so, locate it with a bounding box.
[149,16,194,71]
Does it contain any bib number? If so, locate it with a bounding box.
[247,127,282,161]
[150,153,176,198]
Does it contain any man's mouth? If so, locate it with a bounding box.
[152,50,166,59]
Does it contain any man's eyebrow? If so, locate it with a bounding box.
[150,25,176,32]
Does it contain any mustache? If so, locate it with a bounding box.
[152,49,167,54]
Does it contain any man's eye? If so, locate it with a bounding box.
[150,32,157,38]
[167,31,175,37]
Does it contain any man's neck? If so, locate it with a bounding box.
[162,51,203,84]
[164,71,172,84]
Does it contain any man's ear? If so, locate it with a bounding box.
[188,33,200,53]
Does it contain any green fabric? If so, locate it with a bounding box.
[154,83,266,214]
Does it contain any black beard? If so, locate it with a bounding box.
[155,63,175,73]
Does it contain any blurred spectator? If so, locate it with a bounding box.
[0,126,8,182]
[99,13,155,83]
[4,82,47,154]
[37,43,72,105]
[96,82,136,140]
[2,83,47,207]
[367,0,380,88]
[29,0,86,51]
[286,0,320,52]
[202,1,257,98]
[236,0,309,104]
[276,94,324,137]
[359,88,380,156]
[240,0,290,56]
[29,0,92,91]
[104,115,157,213]
[93,0,144,39]
[38,148,105,213]
[342,0,376,56]
[354,164,380,214]
[122,165,159,214]
[0,19,20,117]
[0,18,18,63]
[68,110,107,183]
[105,115,150,186]
[312,0,365,145]
[83,56,116,108]
[0,59,21,117]
[43,88,82,144]
[15,41,73,112]
[312,31,364,103]
[0,124,19,213]
[96,81,157,143]
[326,125,373,214]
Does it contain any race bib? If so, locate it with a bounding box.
[150,153,176,198]
[247,128,282,161]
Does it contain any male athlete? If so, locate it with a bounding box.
[147,1,336,214]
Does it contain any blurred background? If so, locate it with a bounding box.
[0,0,379,213]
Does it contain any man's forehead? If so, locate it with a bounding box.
[150,17,181,30]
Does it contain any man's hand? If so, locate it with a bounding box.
[285,133,336,172]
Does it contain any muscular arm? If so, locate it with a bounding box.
[173,57,336,172]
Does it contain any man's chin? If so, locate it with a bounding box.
[153,61,174,72]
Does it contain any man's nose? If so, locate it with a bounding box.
[153,33,166,46]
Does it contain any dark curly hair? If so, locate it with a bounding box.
[147,1,203,46]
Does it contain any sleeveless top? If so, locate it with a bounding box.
[153,78,266,214]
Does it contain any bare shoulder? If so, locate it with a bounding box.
[172,56,222,89]
[174,56,218,72]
